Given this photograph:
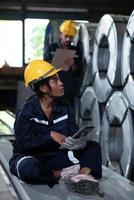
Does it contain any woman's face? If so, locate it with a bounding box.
[48,74,64,97]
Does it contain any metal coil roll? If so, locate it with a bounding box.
[100,92,134,179]
[122,10,134,110]
[92,14,128,103]
[78,23,97,93]
[80,86,101,142]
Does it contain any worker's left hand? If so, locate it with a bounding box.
[61,136,86,150]
[50,131,66,145]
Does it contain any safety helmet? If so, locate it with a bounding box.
[59,20,77,37]
[24,60,61,87]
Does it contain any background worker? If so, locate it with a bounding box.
[43,20,82,104]
[9,60,102,191]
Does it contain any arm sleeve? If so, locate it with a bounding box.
[67,105,78,136]
[14,111,59,153]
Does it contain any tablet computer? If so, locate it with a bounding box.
[72,126,93,139]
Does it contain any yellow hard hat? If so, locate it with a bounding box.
[24,60,61,87]
[59,20,77,36]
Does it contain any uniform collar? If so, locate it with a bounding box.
[34,96,63,114]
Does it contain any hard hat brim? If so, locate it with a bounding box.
[46,68,62,78]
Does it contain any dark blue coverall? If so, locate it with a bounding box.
[9,96,102,187]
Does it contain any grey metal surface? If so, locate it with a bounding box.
[78,23,97,93]
[92,14,128,103]
[100,91,134,179]
[0,139,32,200]
[80,86,101,142]
[0,167,14,200]
[1,139,134,199]
[122,10,134,110]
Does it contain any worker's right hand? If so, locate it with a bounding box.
[61,136,86,150]
[50,131,66,145]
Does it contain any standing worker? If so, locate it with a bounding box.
[9,60,102,194]
[43,20,82,104]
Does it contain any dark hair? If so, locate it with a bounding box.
[30,77,51,98]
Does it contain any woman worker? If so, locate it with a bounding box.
[9,60,102,194]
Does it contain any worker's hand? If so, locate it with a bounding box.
[50,131,66,145]
[61,136,86,150]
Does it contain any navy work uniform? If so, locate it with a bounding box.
[9,95,102,187]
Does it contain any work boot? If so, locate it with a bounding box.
[64,174,100,195]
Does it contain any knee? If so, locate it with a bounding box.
[18,157,41,182]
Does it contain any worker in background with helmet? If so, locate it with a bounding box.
[9,60,102,194]
[43,20,82,105]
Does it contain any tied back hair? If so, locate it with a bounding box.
[30,77,51,98]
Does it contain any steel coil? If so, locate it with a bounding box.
[122,10,134,110]
[78,23,97,93]
[92,14,128,103]
[100,91,134,178]
[80,86,101,142]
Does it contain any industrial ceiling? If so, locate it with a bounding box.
[0,0,134,21]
